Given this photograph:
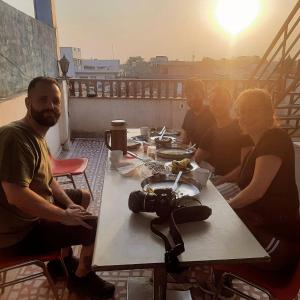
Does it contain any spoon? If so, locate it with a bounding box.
[172,171,183,192]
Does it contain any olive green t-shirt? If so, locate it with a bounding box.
[0,121,53,248]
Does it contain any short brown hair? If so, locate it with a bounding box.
[28,76,60,95]
[184,78,205,98]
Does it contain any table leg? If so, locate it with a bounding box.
[153,266,167,300]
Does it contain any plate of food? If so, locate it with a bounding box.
[141,173,201,197]
[157,147,195,160]
[165,158,198,174]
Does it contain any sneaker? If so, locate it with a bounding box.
[67,271,115,298]
[47,256,79,280]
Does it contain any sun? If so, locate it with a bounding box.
[215,0,261,35]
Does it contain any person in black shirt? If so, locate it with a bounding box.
[195,86,253,184]
[228,88,300,270]
[181,79,216,146]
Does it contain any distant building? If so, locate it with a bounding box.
[150,56,169,66]
[60,47,121,79]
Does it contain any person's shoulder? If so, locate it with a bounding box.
[0,122,32,141]
[263,127,291,142]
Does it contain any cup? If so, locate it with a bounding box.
[140,126,151,141]
[147,145,157,160]
[110,150,123,168]
[194,168,211,186]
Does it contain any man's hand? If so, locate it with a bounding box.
[61,206,96,229]
[211,176,226,186]
[67,203,85,211]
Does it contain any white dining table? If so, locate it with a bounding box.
[93,129,269,300]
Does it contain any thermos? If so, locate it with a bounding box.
[104,120,127,154]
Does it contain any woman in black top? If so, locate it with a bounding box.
[195,86,252,183]
[229,89,300,270]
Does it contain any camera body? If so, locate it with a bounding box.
[128,188,176,218]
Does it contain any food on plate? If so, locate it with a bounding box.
[171,158,192,173]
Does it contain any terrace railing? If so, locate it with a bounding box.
[69,78,277,100]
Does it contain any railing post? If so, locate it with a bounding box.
[165,81,169,99]
[126,80,130,98]
[110,81,113,98]
[78,80,83,97]
[69,80,75,96]
[157,80,161,99]
[141,80,145,98]
[117,80,121,98]
[133,80,137,98]
[173,81,178,98]
[150,80,153,99]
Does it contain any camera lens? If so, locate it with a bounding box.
[128,191,157,213]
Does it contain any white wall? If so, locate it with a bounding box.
[0,93,62,156]
[69,98,187,135]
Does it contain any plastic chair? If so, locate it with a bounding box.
[50,156,94,201]
[214,259,300,300]
[0,249,67,300]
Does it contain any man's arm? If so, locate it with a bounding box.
[213,166,241,185]
[2,181,93,228]
[228,155,281,209]
[50,178,74,208]
[195,148,210,165]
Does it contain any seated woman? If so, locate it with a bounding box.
[228,88,300,270]
[195,86,253,197]
[181,78,216,147]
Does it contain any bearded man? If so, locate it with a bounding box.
[0,77,115,299]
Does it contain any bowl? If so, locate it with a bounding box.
[154,137,172,148]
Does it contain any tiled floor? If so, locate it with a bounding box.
[0,138,299,300]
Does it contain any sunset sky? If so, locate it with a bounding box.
[3,0,298,62]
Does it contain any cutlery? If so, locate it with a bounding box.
[159,127,166,140]
[172,170,183,192]
[158,126,166,135]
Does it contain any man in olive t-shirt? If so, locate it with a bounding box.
[0,77,115,298]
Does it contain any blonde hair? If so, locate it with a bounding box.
[235,88,278,127]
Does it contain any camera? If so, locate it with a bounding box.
[128,188,211,221]
[128,188,176,218]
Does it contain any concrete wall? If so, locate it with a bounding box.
[69,98,187,136]
[0,0,58,98]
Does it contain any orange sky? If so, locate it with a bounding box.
[3,0,298,62]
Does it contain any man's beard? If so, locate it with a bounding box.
[30,107,61,127]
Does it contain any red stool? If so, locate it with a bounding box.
[0,249,67,300]
[214,259,300,300]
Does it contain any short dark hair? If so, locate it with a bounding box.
[27,76,60,95]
